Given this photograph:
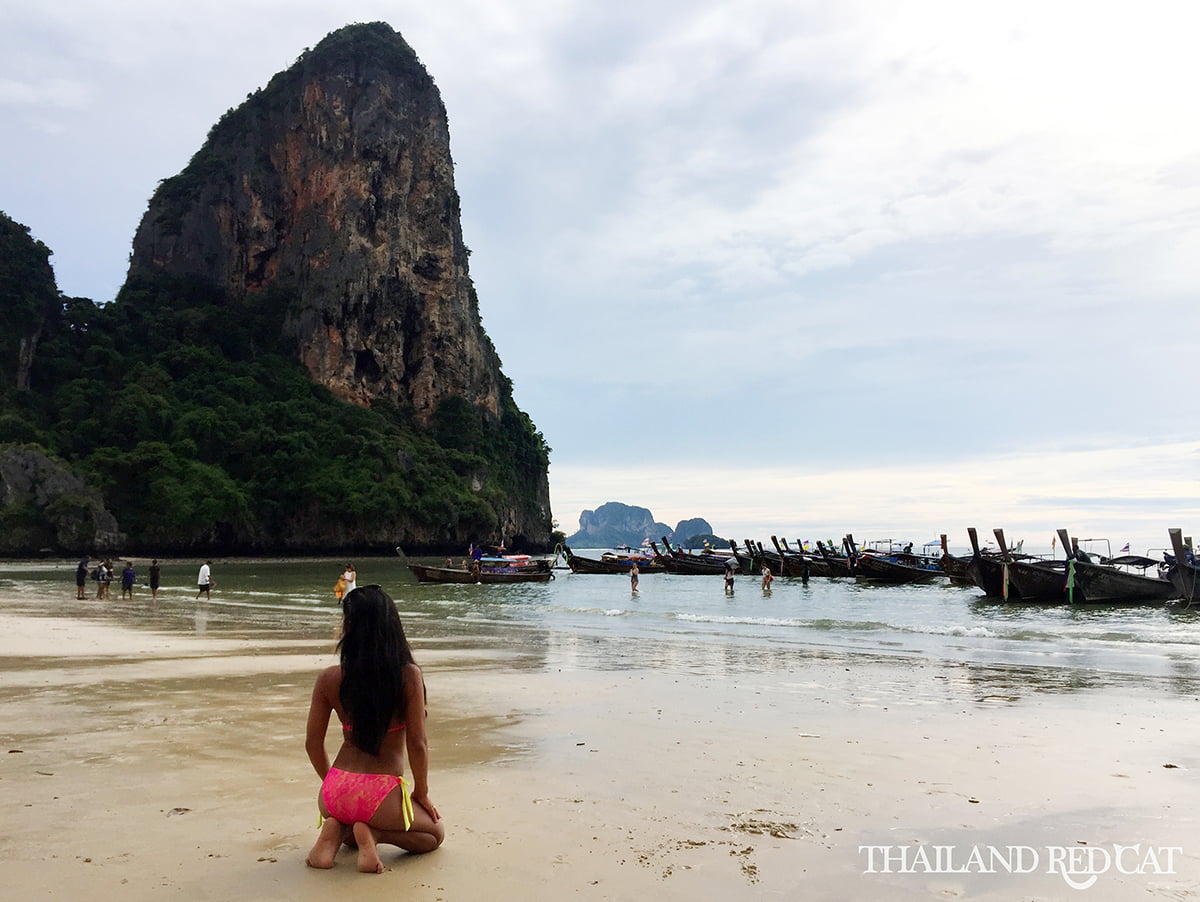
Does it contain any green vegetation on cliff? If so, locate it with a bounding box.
[0,211,550,554]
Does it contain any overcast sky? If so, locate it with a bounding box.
[2,0,1197,553]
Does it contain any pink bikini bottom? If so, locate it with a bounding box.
[320,767,413,829]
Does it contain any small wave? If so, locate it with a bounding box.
[803,618,894,632]
[539,605,635,618]
[674,612,805,628]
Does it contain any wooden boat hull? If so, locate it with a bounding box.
[562,547,664,574]
[1069,561,1177,603]
[1166,529,1200,603]
[1004,560,1069,603]
[660,556,730,575]
[939,554,972,581]
[408,564,553,584]
[964,527,1020,599]
[1169,563,1200,603]
[966,555,1021,599]
[779,555,815,579]
[855,554,942,584]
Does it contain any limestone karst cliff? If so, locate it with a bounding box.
[128,22,500,423]
[0,23,551,554]
[566,503,719,550]
[0,445,124,555]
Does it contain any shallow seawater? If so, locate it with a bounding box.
[4,553,1200,695]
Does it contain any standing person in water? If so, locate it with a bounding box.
[149,559,161,601]
[120,561,136,599]
[761,565,774,591]
[305,585,444,872]
[629,561,640,593]
[75,556,89,600]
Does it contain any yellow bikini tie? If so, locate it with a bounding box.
[397,776,415,831]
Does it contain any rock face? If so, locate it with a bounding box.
[0,445,124,554]
[112,22,552,549]
[671,518,714,543]
[565,504,723,549]
[566,502,672,549]
[127,23,501,424]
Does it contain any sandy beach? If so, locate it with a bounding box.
[2,589,1199,901]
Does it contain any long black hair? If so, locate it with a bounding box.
[337,585,415,755]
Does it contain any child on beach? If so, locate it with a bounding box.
[305,585,444,872]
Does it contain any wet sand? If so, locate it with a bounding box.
[2,595,1199,900]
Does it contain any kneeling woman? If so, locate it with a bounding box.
[305,585,445,872]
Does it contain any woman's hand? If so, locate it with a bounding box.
[412,789,440,822]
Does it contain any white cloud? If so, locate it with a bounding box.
[0,77,90,108]
[2,0,1198,509]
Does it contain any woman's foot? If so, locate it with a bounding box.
[353,821,384,873]
[305,817,344,869]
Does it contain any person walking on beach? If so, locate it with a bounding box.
[76,556,89,600]
[149,559,161,601]
[724,557,737,595]
[196,561,214,599]
[305,585,444,872]
[630,561,640,593]
[121,561,136,599]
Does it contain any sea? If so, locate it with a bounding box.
[3,552,1200,697]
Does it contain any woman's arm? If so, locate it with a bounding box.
[404,663,440,821]
[305,666,339,779]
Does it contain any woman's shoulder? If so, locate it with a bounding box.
[314,664,343,691]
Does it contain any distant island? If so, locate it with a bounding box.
[565,502,726,550]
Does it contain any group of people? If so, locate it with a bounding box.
[629,557,782,594]
[75,557,163,600]
[72,557,217,602]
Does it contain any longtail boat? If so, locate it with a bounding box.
[992,527,1069,603]
[1068,558,1177,603]
[1167,528,1200,603]
[938,534,973,583]
[651,539,731,575]
[854,549,942,583]
[562,546,664,574]
[815,540,853,577]
[409,563,554,584]
[965,527,1020,599]
[772,537,812,579]
[729,540,763,573]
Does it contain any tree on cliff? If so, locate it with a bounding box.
[0,212,61,393]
